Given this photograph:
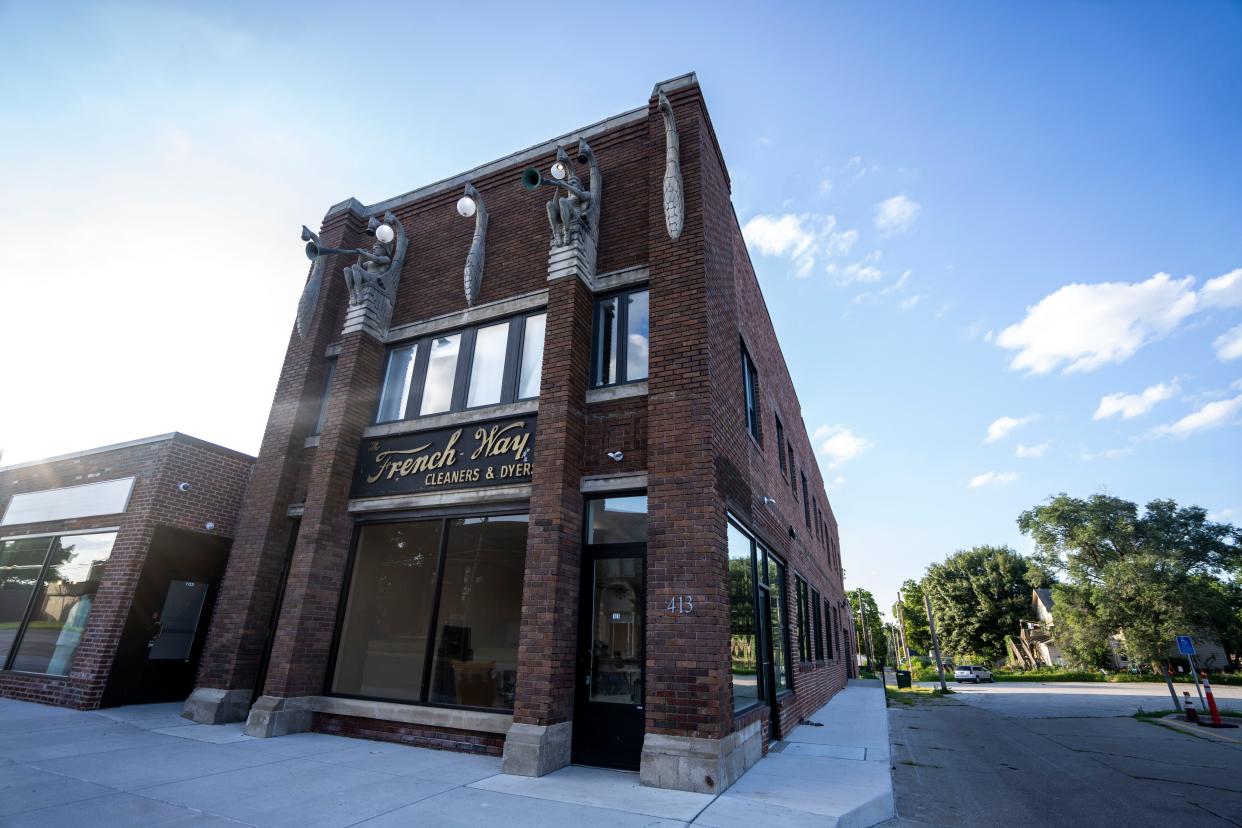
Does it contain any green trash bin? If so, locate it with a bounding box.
[896,670,912,689]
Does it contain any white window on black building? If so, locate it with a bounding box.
[374,311,546,424]
[592,287,649,388]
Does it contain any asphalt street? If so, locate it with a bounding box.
[883,681,1242,827]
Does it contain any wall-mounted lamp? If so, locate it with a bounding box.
[607,451,624,462]
[456,195,477,218]
[762,496,776,506]
[374,223,395,243]
[177,482,192,493]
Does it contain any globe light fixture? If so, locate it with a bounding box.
[375,223,395,244]
[550,161,568,181]
[456,195,477,218]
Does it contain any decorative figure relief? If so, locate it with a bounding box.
[457,183,488,306]
[301,210,408,339]
[522,139,602,287]
[658,92,684,240]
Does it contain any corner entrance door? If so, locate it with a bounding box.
[572,543,645,770]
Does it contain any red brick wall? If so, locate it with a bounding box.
[0,435,252,708]
[313,712,504,756]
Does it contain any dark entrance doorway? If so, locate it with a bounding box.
[572,494,648,770]
[103,527,230,706]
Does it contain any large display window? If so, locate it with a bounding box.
[1,531,115,676]
[330,514,528,712]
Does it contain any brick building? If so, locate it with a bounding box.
[183,73,856,793]
[0,433,253,709]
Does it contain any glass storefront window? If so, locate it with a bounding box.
[765,552,790,693]
[0,536,54,665]
[592,288,649,388]
[428,515,528,709]
[377,344,417,423]
[466,322,509,408]
[420,334,462,415]
[4,532,115,675]
[331,521,443,702]
[728,522,760,711]
[588,555,644,705]
[518,313,546,400]
[331,514,528,712]
[587,496,648,544]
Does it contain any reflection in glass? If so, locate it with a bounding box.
[728,523,760,710]
[626,290,649,381]
[428,516,528,709]
[589,556,643,705]
[467,322,509,408]
[420,334,461,415]
[594,296,619,386]
[312,358,337,435]
[812,590,824,660]
[587,496,648,545]
[0,537,54,665]
[518,313,546,400]
[767,554,790,693]
[10,533,115,675]
[331,522,443,701]
[377,345,417,422]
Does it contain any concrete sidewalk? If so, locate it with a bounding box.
[0,680,892,826]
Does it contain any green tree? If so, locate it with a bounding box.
[891,579,931,655]
[849,588,888,668]
[922,545,1033,663]
[1019,494,1242,668]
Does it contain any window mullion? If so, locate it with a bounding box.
[501,317,524,403]
[407,339,431,419]
[4,536,58,672]
[617,289,629,385]
[419,519,452,704]
[453,328,477,413]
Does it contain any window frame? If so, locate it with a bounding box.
[812,589,824,661]
[795,576,811,663]
[775,416,787,476]
[726,515,794,710]
[324,508,530,714]
[590,286,650,389]
[311,357,337,436]
[1,529,116,676]
[374,310,545,425]
[801,473,811,528]
[741,344,761,443]
[826,600,836,660]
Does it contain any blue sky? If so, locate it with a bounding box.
[1,2,1240,617]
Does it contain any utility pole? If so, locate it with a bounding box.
[895,593,911,668]
[924,591,948,693]
[855,590,876,670]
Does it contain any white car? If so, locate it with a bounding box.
[954,665,994,683]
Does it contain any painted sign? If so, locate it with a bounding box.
[353,416,535,498]
[1176,635,1195,656]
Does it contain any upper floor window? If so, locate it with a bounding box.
[775,416,786,475]
[801,473,811,527]
[742,346,760,441]
[375,312,546,424]
[812,589,824,660]
[592,288,648,387]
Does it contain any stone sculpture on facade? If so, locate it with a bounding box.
[658,92,684,240]
[523,139,602,287]
[300,210,408,339]
[458,183,488,306]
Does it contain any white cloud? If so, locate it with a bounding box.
[1214,324,1242,361]
[1207,507,1235,522]
[1093,380,1179,420]
[969,471,1017,489]
[873,195,921,236]
[742,213,858,279]
[986,415,1035,443]
[851,270,912,305]
[828,476,846,491]
[1016,442,1050,458]
[1081,447,1134,461]
[996,273,1198,374]
[899,295,921,311]
[813,425,874,468]
[818,178,834,195]
[1151,394,1242,438]
[1200,268,1242,309]
[830,261,884,285]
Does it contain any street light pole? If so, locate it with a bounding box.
[924,591,948,693]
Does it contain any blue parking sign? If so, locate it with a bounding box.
[1176,635,1195,655]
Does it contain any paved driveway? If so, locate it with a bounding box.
[886,680,1242,827]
